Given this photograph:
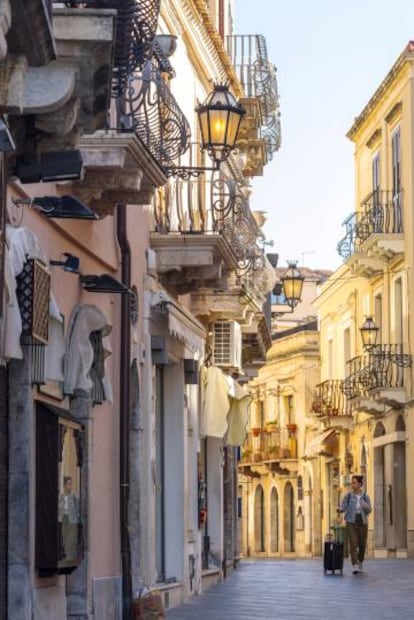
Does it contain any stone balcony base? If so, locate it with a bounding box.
[150,233,238,294]
[73,132,167,217]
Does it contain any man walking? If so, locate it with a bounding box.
[338,475,371,574]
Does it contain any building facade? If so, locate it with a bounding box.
[240,269,329,558]
[0,1,281,618]
[314,41,414,559]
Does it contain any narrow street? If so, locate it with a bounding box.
[167,559,414,620]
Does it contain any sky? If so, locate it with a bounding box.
[236,0,414,270]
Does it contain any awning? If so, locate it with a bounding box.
[150,290,205,354]
[304,429,337,458]
[168,303,205,354]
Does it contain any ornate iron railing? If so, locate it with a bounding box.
[337,190,403,259]
[241,428,290,463]
[312,380,352,417]
[125,62,191,166]
[153,146,263,272]
[226,34,281,157]
[342,345,411,399]
[54,0,161,95]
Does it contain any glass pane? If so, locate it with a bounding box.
[58,423,81,569]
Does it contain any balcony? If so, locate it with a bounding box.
[311,380,353,430]
[226,34,281,176]
[343,345,411,413]
[76,59,191,216]
[150,153,264,293]
[337,191,404,268]
[239,426,298,476]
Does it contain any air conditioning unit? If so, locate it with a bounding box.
[212,321,242,369]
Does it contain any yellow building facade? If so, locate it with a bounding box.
[315,41,414,558]
[240,273,326,558]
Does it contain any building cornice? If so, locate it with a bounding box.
[347,41,414,141]
[160,0,243,98]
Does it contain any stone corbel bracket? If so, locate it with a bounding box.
[73,132,168,218]
[1,6,115,152]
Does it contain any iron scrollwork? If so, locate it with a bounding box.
[55,0,162,96]
[125,61,191,167]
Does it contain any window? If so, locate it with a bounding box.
[391,127,402,233]
[328,339,333,379]
[284,394,294,425]
[372,151,380,193]
[374,294,383,344]
[394,278,403,343]
[391,127,401,198]
[343,328,351,375]
[36,402,83,577]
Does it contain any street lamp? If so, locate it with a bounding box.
[360,316,379,352]
[280,261,304,308]
[165,83,245,178]
[197,83,245,166]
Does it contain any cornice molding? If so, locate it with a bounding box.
[160,0,243,98]
[347,42,414,141]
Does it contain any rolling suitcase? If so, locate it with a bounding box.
[323,540,343,574]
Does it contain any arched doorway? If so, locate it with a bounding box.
[374,422,386,548]
[394,416,407,549]
[304,471,313,555]
[254,485,265,552]
[283,482,295,553]
[270,487,279,553]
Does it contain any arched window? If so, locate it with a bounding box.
[270,487,279,553]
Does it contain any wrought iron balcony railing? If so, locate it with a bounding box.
[311,380,352,417]
[153,149,264,273]
[337,190,403,259]
[54,0,161,96]
[241,428,291,463]
[226,34,281,157]
[125,62,191,167]
[342,344,411,400]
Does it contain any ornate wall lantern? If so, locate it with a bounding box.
[360,316,379,352]
[280,261,304,308]
[166,83,245,178]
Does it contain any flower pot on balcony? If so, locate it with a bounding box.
[268,446,280,460]
[251,427,261,437]
[286,423,297,435]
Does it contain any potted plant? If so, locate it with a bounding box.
[241,448,252,463]
[268,445,280,459]
[266,420,278,433]
[251,427,261,437]
[286,423,297,435]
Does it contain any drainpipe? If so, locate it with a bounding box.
[117,204,132,618]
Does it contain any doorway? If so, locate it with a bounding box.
[283,482,295,552]
[270,487,279,553]
[254,485,265,552]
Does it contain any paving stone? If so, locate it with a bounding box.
[166,558,414,619]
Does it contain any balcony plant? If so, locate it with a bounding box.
[265,420,278,433]
[241,448,252,463]
[251,427,261,437]
[286,423,297,434]
[268,445,280,459]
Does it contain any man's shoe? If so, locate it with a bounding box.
[352,565,359,574]
[358,562,363,573]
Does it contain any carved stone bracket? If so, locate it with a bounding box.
[72,132,167,217]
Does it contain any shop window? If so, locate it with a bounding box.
[35,402,84,577]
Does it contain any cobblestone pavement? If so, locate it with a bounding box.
[166,558,414,620]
